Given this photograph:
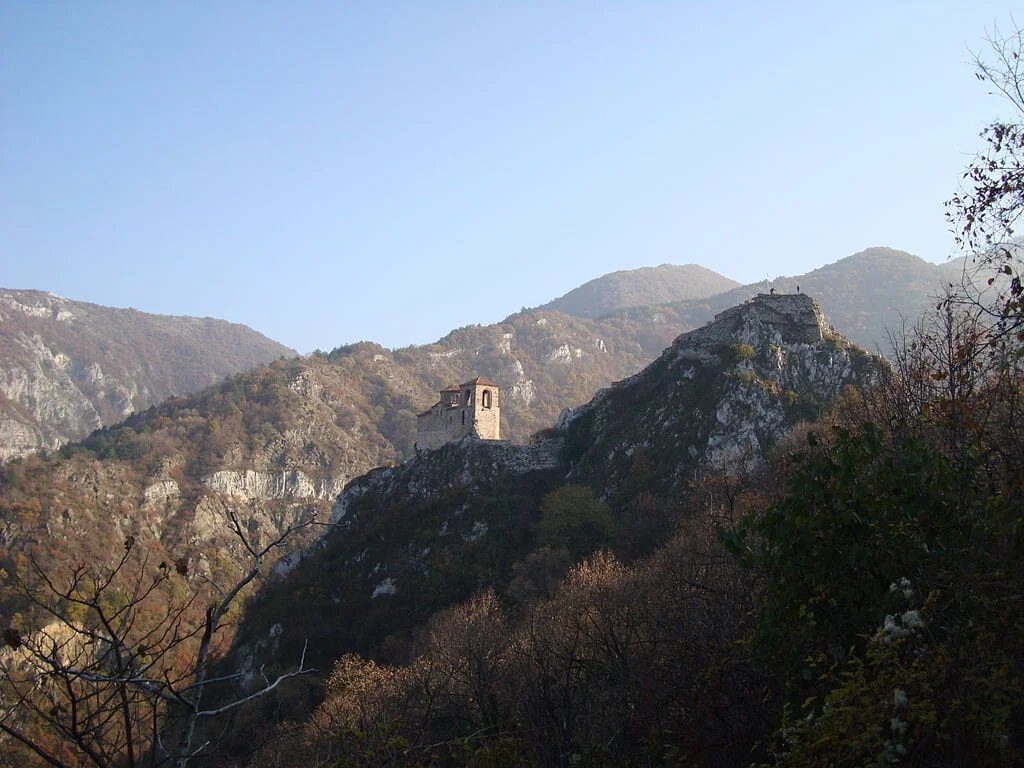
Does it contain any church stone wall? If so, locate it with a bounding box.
[416,380,500,450]
[470,385,500,441]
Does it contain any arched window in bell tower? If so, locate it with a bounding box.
[481,389,492,409]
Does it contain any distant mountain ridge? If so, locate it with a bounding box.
[599,247,967,354]
[0,247,964,462]
[537,263,740,318]
[0,289,295,460]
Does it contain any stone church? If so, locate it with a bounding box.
[415,377,500,450]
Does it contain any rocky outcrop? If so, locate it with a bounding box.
[561,294,883,494]
[680,293,831,349]
[267,437,563,583]
[142,479,180,508]
[204,470,345,502]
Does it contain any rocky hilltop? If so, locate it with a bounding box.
[233,293,883,692]
[0,289,295,459]
[562,293,878,494]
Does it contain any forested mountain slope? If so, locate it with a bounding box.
[537,262,740,318]
[8,285,1014,767]
[0,302,698,635]
[0,289,295,459]
[0,252,952,659]
[224,295,881,740]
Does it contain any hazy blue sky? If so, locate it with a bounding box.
[1,2,1017,352]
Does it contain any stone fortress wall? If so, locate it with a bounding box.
[415,378,500,450]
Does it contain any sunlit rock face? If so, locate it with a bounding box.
[0,288,294,460]
[204,470,344,502]
[0,331,105,460]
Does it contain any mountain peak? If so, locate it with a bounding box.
[538,263,740,319]
[844,246,923,262]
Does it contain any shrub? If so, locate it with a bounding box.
[727,343,757,363]
[536,484,616,558]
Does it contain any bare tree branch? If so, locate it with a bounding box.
[1,512,320,768]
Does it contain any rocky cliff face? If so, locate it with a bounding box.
[231,293,884,688]
[0,289,295,460]
[561,293,881,496]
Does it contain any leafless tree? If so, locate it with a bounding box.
[947,20,1024,350]
[0,510,316,768]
